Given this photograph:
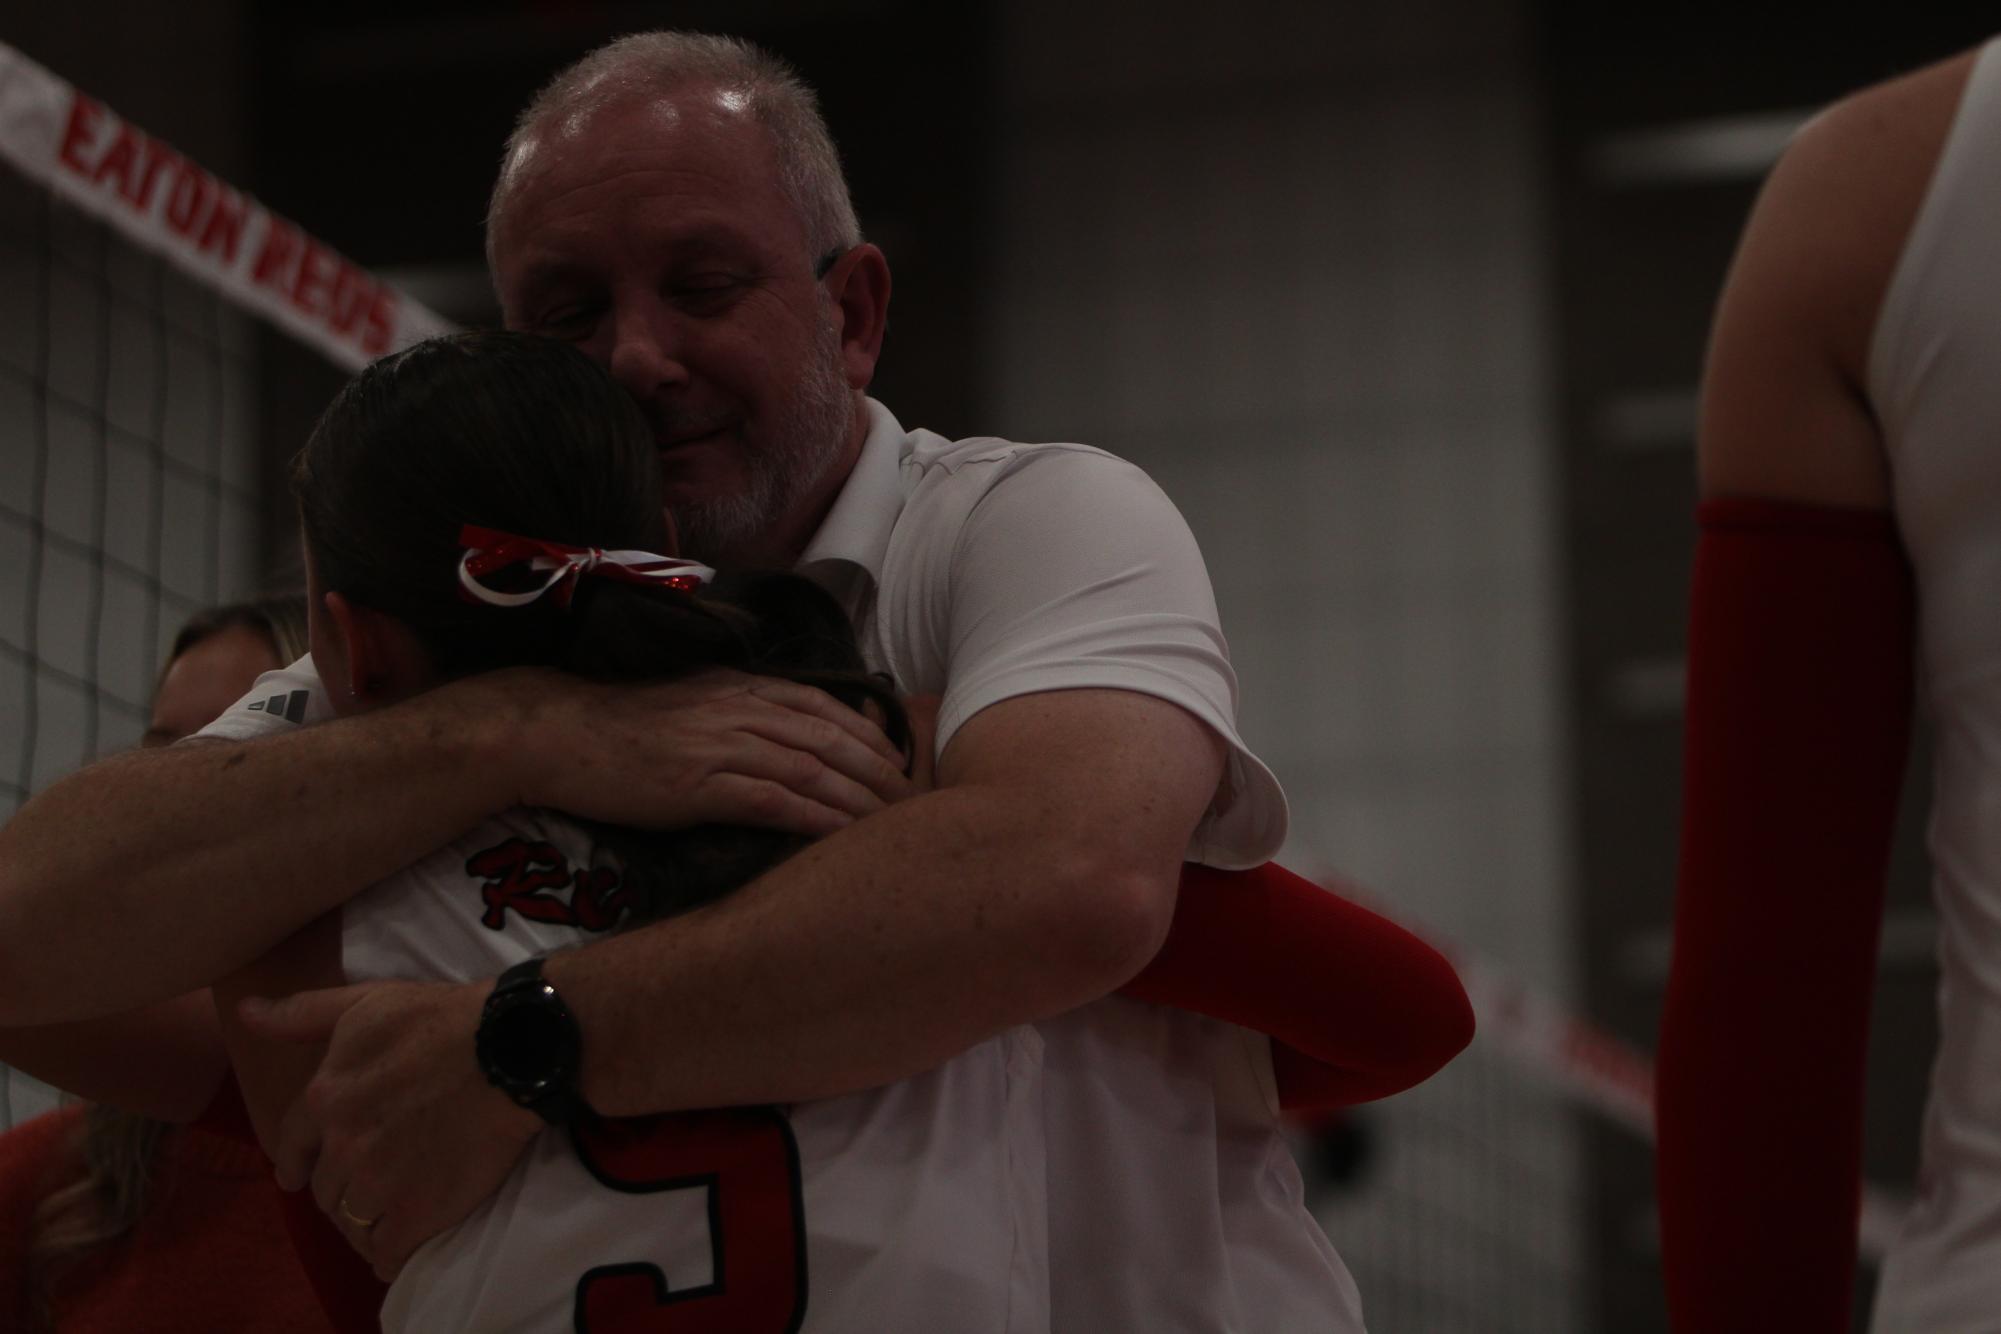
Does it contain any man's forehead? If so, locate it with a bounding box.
[506,84,760,186]
[493,92,789,256]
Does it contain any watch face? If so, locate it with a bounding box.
[487,993,577,1091]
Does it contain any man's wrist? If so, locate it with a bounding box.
[475,958,587,1125]
[433,669,564,810]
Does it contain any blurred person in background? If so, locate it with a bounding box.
[0,598,332,1333]
[1658,36,2001,1333]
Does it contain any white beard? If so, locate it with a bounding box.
[672,316,853,568]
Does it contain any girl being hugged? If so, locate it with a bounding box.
[218,330,963,1334]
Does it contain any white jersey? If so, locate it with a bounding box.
[204,398,1361,1331]
[1868,35,2001,1331]
[342,807,1046,1334]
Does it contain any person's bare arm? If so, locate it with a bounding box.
[0,992,225,1121]
[1657,52,1968,1333]
[1692,58,1962,508]
[245,685,1224,1276]
[557,687,1222,1111]
[0,667,909,1024]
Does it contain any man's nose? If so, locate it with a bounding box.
[605,301,691,399]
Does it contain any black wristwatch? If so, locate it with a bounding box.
[475,958,585,1126]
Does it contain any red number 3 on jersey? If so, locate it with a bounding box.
[571,1107,808,1333]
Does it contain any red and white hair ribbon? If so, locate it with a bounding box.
[456,524,715,609]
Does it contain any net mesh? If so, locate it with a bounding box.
[0,153,262,1126]
[1314,1041,1588,1333]
[0,157,261,817]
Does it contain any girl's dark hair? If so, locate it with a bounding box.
[294,330,903,920]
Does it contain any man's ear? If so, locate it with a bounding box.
[825,243,891,392]
[323,591,431,707]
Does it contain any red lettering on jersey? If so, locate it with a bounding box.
[467,839,578,930]
[572,1108,807,1333]
[571,866,628,932]
[464,837,631,933]
[56,95,106,175]
[89,125,139,199]
[198,188,248,264]
[252,217,300,289]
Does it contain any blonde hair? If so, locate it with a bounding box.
[25,1107,166,1327]
[25,596,305,1326]
[488,31,861,267]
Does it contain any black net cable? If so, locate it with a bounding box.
[144,255,169,692]
[80,216,111,762]
[10,188,54,817]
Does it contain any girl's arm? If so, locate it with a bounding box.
[1121,862,1475,1109]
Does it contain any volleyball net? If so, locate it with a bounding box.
[0,41,451,1124]
[0,42,451,821]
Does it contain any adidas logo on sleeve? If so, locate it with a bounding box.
[244,690,311,724]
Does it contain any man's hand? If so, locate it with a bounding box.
[490,667,915,836]
[238,980,540,1281]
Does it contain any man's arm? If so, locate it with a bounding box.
[248,685,1223,1277]
[0,992,225,1121]
[1656,53,1965,1332]
[0,667,910,1024]
[559,686,1222,1110]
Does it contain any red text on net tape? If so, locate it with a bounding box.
[0,42,455,371]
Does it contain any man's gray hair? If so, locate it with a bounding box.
[488,31,861,265]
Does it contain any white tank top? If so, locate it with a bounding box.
[1867,36,2001,1331]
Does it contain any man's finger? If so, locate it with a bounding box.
[742,677,905,763]
[736,709,913,806]
[720,733,906,820]
[269,1081,327,1192]
[696,773,855,839]
[236,983,381,1044]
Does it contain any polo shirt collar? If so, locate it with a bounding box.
[795,397,907,590]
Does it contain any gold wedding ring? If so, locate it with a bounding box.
[336,1194,382,1230]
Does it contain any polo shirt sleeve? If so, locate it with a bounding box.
[930,445,1287,868]
[194,656,334,742]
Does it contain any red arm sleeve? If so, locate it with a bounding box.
[196,1076,387,1332]
[1657,497,1915,1333]
[1120,862,1474,1109]
[275,1184,389,1334]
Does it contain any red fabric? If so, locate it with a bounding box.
[274,1183,388,1334]
[190,1070,257,1146]
[193,1065,387,1331]
[1121,862,1474,1109]
[1657,497,1915,1333]
[0,1104,336,1333]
